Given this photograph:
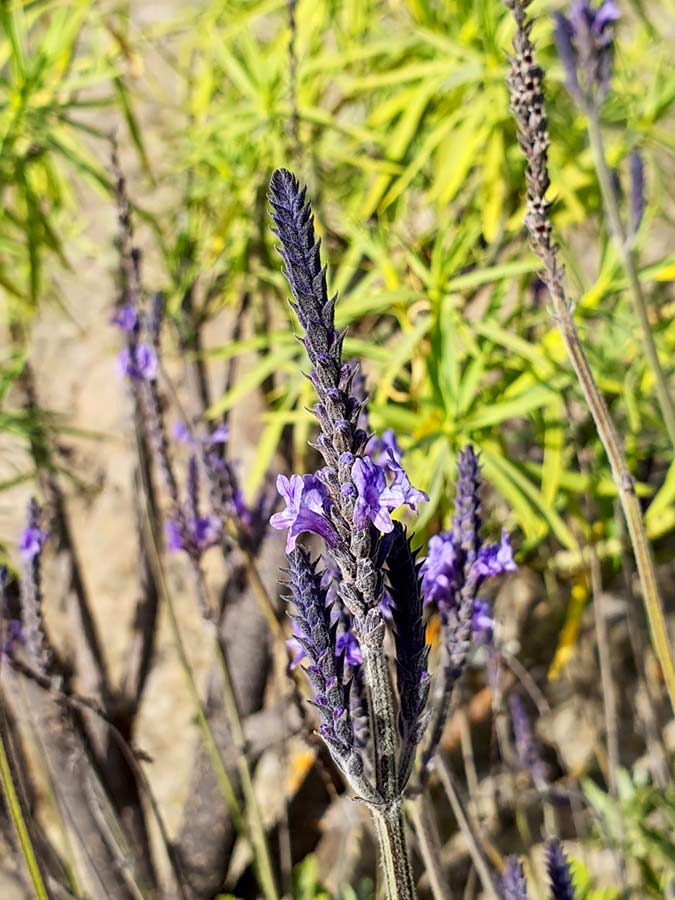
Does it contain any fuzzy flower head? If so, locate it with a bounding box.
[117,344,157,382]
[270,473,339,552]
[554,1,620,106]
[165,515,221,555]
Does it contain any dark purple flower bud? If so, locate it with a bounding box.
[629,149,645,237]
[502,857,530,900]
[111,304,138,333]
[546,841,576,900]
[270,473,339,552]
[386,523,431,789]
[117,344,157,381]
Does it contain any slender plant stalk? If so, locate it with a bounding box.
[0,709,50,900]
[503,0,675,716]
[585,110,675,449]
[407,794,452,900]
[436,758,499,900]
[374,803,418,900]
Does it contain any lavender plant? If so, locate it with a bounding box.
[267,168,517,899]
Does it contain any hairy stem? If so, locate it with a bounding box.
[586,110,675,449]
[373,803,418,900]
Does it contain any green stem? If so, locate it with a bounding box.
[0,707,50,900]
[373,803,418,900]
[586,110,675,449]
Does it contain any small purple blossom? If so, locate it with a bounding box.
[365,429,403,466]
[270,473,339,552]
[351,456,428,533]
[111,304,138,333]
[117,344,157,382]
[421,531,458,608]
[18,526,48,562]
[472,530,517,580]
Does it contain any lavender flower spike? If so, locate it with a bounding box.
[386,523,430,790]
[270,473,339,552]
[18,499,50,671]
[546,841,576,900]
[285,547,377,802]
[502,857,529,900]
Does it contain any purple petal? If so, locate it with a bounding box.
[18,527,48,562]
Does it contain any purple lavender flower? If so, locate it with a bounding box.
[546,841,576,900]
[554,1,620,107]
[421,450,515,616]
[365,429,403,466]
[502,857,529,900]
[164,515,221,554]
[270,473,339,552]
[473,530,517,580]
[285,547,365,783]
[18,525,49,562]
[351,456,427,533]
[111,303,138,333]
[117,344,158,382]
